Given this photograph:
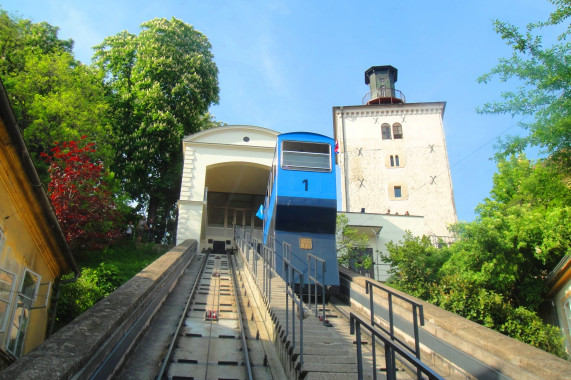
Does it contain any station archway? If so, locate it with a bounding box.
[203,162,269,251]
[176,125,278,249]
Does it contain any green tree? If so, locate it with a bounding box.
[477,0,571,167]
[336,214,372,270]
[0,10,111,174]
[382,232,450,300]
[382,155,570,357]
[93,17,220,221]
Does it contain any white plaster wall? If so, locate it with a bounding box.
[176,126,277,246]
[376,214,425,281]
[176,201,204,243]
[335,104,457,238]
[342,212,424,281]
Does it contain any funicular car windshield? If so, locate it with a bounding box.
[281,140,331,172]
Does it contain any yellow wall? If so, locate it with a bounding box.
[0,124,66,356]
[552,271,571,356]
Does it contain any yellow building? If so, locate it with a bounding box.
[545,255,571,356]
[0,81,79,364]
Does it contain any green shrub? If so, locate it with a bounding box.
[52,241,167,332]
[499,307,568,360]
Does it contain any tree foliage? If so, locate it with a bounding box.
[41,137,124,251]
[93,17,220,220]
[384,232,450,300]
[477,0,571,167]
[383,155,570,357]
[385,0,571,357]
[0,10,111,173]
[53,242,167,332]
[336,214,373,270]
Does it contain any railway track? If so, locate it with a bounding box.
[155,252,279,380]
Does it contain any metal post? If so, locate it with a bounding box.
[299,272,304,368]
[285,261,289,340]
[321,258,326,324]
[385,344,395,380]
[369,282,375,326]
[291,268,296,354]
[372,334,377,380]
[413,304,420,358]
[388,292,396,376]
[269,242,273,304]
[262,245,267,300]
[356,321,363,380]
[306,253,327,325]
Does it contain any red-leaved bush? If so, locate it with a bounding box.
[41,136,122,251]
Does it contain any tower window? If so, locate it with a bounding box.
[394,186,402,198]
[389,155,401,167]
[381,123,391,140]
[393,123,403,139]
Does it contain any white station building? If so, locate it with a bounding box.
[176,126,276,252]
[176,66,457,281]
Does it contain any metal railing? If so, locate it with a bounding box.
[262,238,275,305]
[365,280,424,379]
[234,226,307,370]
[362,88,406,105]
[350,312,443,380]
[307,253,327,325]
[283,241,305,368]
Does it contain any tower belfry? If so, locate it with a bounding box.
[364,65,404,105]
[334,65,457,280]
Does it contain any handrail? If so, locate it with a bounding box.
[262,244,274,304]
[366,280,424,358]
[283,241,305,368]
[362,88,406,105]
[350,312,443,380]
[236,225,306,369]
[307,253,327,325]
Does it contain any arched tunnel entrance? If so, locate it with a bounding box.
[203,162,269,252]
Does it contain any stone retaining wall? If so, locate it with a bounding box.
[1,240,197,380]
[340,266,571,380]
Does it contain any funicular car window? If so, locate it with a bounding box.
[281,141,331,172]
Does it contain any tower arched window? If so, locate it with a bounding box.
[381,123,391,140]
[390,155,394,167]
[395,155,400,166]
[393,123,403,139]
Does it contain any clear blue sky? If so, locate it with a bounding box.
[1,0,557,222]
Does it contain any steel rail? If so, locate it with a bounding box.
[230,254,254,380]
[155,252,209,379]
[204,254,223,380]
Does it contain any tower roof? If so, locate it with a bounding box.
[365,65,398,84]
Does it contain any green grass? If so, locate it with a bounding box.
[51,240,169,333]
[76,240,169,278]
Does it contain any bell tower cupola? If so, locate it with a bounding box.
[364,65,405,105]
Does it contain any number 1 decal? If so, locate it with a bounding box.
[302,179,308,191]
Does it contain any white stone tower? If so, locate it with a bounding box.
[333,66,457,241]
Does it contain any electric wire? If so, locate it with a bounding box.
[340,115,527,217]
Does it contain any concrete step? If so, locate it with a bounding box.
[300,354,357,364]
[301,362,359,373]
[293,346,354,357]
[304,373,374,380]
